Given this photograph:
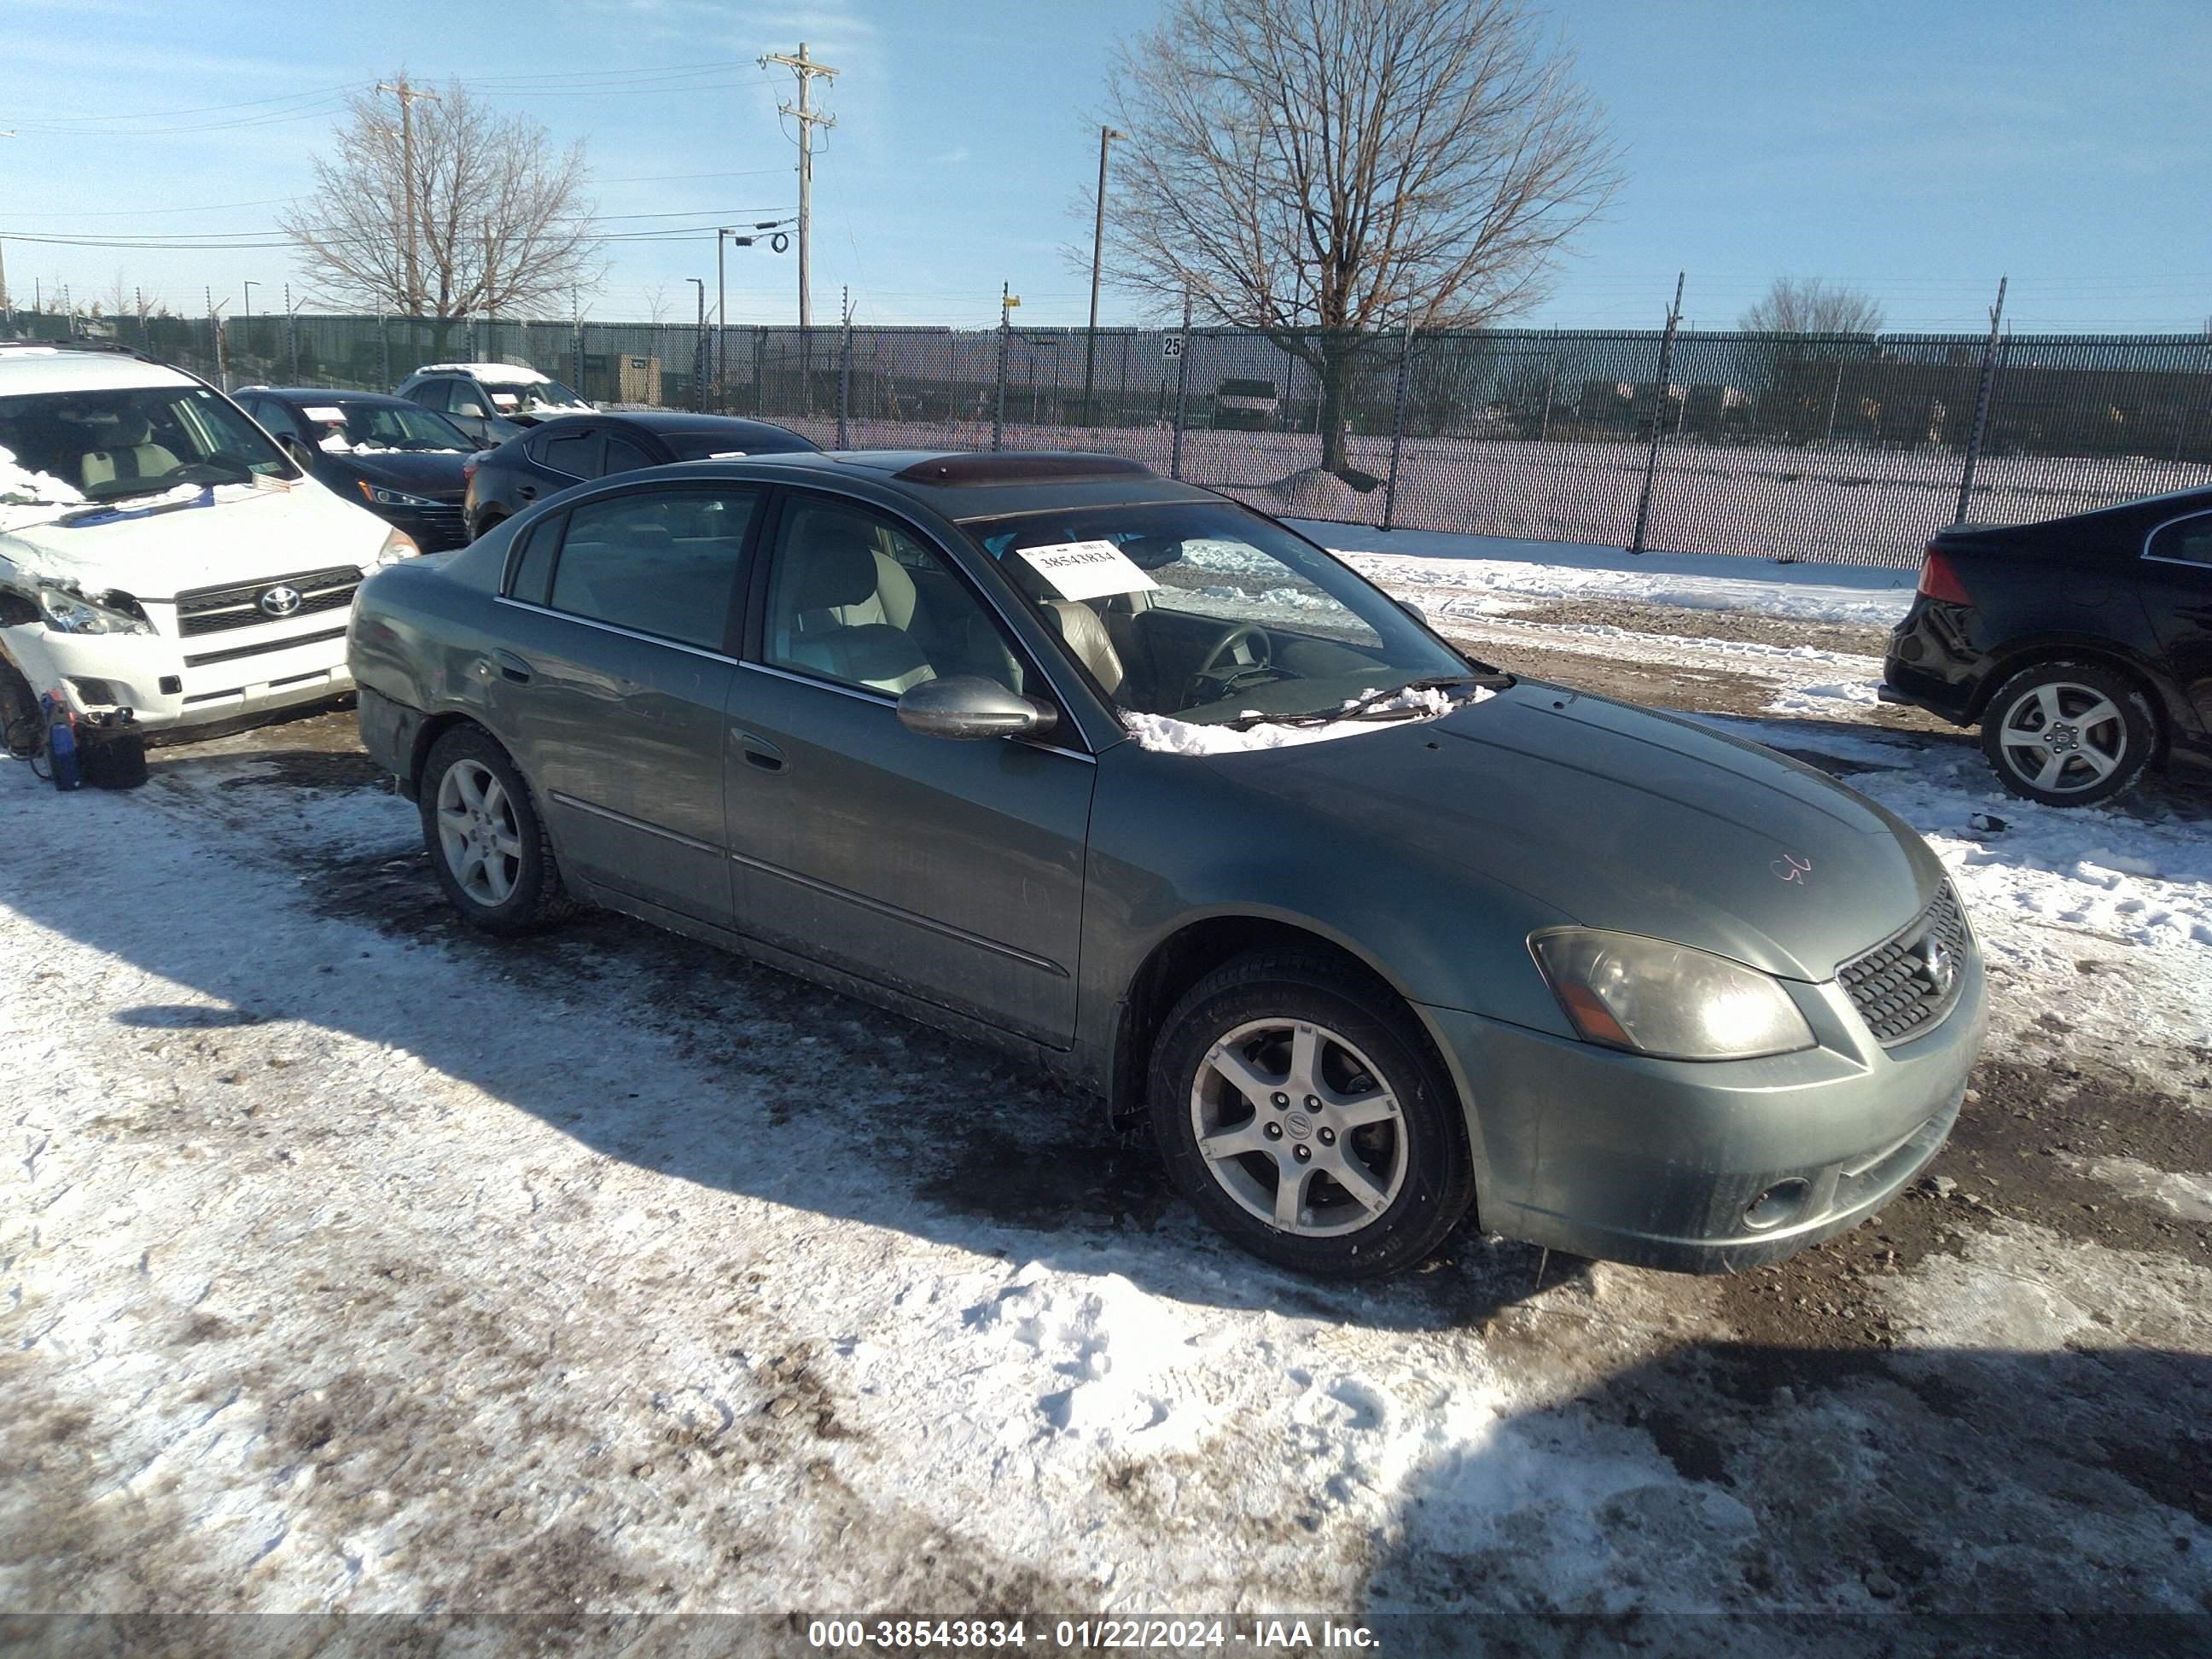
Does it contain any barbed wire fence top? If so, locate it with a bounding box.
[9,299,2209,568]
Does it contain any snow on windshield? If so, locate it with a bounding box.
[1120,681,1493,754]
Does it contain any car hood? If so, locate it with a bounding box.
[0,478,390,599]
[330,450,470,498]
[1211,682,1944,982]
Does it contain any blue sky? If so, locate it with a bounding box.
[4,0,2208,334]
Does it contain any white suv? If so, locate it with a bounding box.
[0,342,416,751]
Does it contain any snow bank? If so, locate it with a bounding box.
[1120,683,1492,754]
[1303,521,1918,627]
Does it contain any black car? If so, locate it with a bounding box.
[463,411,818,539]
[1881,486,2212,806]
[236,387,479,553]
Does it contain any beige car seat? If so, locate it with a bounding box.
[80,416,182,492]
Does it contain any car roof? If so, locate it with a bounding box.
[608,410,806,435]
[410,362,552,384]
[643,449,1229,522]
[0,345,200,396]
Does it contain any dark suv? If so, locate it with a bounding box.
[1880,486,2212,806]
[464,411,817,539]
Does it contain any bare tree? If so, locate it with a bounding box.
[642,283,676,327]
[1738,276,1887,335]
[1091,0,1619,474]
[283,78,604,319]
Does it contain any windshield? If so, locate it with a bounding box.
[969,502,1473,726]
[0,384,294,503]
[313,400,473,451]
[497,377,588,411]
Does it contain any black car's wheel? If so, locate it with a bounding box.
[419,726,579,934]
[1149,951,1475,1278]
[1978,660,2156,807]
[470,511,506,543]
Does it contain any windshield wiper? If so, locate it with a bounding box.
[1227,672,1515,731]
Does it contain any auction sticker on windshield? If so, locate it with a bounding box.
[304,407,346,423]
[1016,539,1159,602]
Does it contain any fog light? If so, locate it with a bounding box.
[158,675,183,695]
[1896,637,1925,663]
[67,676,124,706]
[1743,1179,1811,1231]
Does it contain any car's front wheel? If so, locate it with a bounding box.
[419,725,579,934]
[1978,660,2156,807]
[1149,952,1475,1278]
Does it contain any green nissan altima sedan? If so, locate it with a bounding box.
[348,450,1987,1278]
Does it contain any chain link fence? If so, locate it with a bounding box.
[11,302,2211,568]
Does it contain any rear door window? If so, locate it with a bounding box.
[2147,514,2212,568]
[535,428,600,479]
[604,434,655,474]
[544,487,757,650]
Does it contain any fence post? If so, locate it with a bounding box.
[286,284,300,383]
[573,313,585,402]
[1170,291,1192,480]
[1954,276,2009,524]
[1629,271,1685,556]
[837,288,853,450]
[1382,317,1415,532]
[377,306,389,387]
[993,283,1010,452]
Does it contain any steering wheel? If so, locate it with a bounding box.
[1190,623,1272,696]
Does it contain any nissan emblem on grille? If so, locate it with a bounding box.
[258,585,304,618]
[1918,935,1956,997]
[1839,885,1970,1045]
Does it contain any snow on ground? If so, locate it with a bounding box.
[1299,521,1919,628]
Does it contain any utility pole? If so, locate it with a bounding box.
[1955,275,2009,525]
[760,42,838,330]
[1630,271,1685,556]
[687,276,707,412]
[716,228,729,413]
[1081,125,1125,428]
[376,76,440,315]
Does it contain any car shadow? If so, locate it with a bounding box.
[1357,1339,2210,1632]
[13,748,1586,1336]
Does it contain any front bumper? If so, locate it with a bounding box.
[1418,945,1988,1273]
[4,619,355,733]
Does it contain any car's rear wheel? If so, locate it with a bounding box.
[1149,951,1474,1278]
[0,656,39,760]
[419,726,579,934]
[1978,660,2155,807]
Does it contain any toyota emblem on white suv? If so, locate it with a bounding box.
[259,585,304,618]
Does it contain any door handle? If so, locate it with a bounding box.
[493,649,533,684]
[517,484,538,500]
[734,731,785,772]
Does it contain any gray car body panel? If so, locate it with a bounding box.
[350,455,1987,1272]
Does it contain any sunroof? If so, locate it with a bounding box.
[888,452,1156,486]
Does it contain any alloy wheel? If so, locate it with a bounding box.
[1994,679,2129,797]
[434,758,524,906]
[1189,1018,1407,1237]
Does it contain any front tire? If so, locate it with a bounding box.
[419,726,579,934]
[1978,660,2155,807]
[1149,951,1475,1278]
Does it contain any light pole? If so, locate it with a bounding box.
[1082,125,1124,428]
[687,277,706,412]
[242,280,258,319]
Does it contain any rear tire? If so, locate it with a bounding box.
[419,725,579,934]
[1978,660,2155,807]
[1149,951,1475,1278]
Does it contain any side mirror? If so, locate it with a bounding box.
[278,434,317,469]
[1397,598,1427,624]
[897,675,1057,742]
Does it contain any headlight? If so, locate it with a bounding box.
[358,481,442,509]
[1531,928,1815,1061]
[374,527,422,565]
[38,585,154,636]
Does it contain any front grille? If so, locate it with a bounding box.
[393,503,468,552]
[175,566,363,637]
[1840,884,1971,1045]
